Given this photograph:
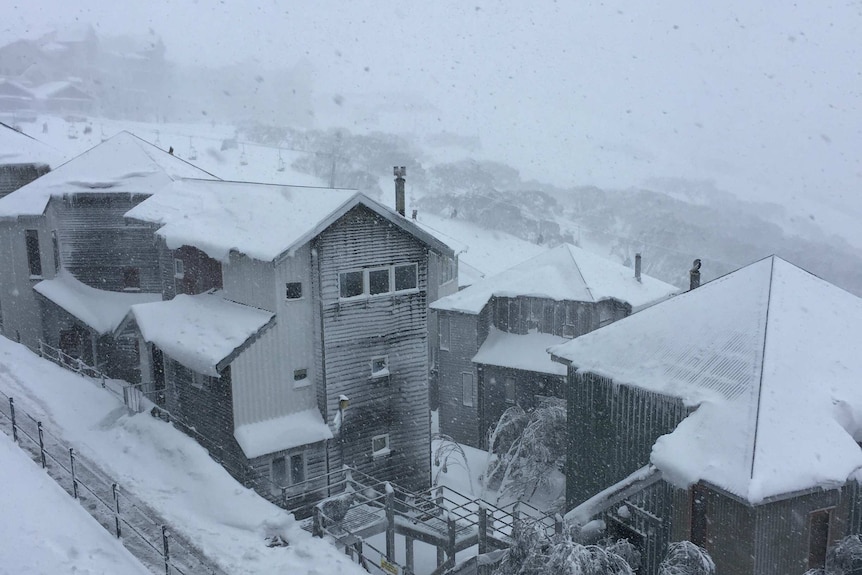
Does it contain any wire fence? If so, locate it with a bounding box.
[0,388,226,575]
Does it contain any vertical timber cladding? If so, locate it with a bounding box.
[0,164,50,199]
[437,310,483,448]
[317,205,432,492]
[566,371,688,508]
[56,192,161,292]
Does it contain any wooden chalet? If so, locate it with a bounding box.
[550,256,862,575]
[0,132,216,379]
[431,245,677,448]
[119,178,455,505]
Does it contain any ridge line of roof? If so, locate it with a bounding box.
[749,255,775,481]
[181,177,354,191]
[566,244,595,302]
[123,131,221,181]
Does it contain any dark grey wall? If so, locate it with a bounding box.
[0,163,49,199]
[437,310,483,446]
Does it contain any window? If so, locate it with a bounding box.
[190,371,207,389]
[505,377,516,404]
[25,229,42,277]
[809,508,832,569]
[51,231,60,273]
[439,316,451,351]
[285,282,302,299]
[271,452,306,494]
[293,368,308,382]
[174,258,185,279]
[462,372,474,407]
[339,270,364,298]
[370,355,389,378]
[563,304,577,338]
[369,268,390,295]
[123,267,141,291]
[439,256,456,285]
[372,433,391,457]
[394,263,418,291]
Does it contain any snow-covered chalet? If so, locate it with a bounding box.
[551,256,862,575]
[431,244,678,448]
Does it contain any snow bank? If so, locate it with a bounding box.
[235,408,333,459]
[472,328,568,376]
[131,291,274,377]
[34,271,160,335]
[0,337,366,575]
[0,433,151,575]
[551,256,862,503]
[432,243,678,314]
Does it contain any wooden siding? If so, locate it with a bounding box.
[173,245,222,295]
[246,441,328,514]
[223,253,275,312]
[566,371,688,508]
[0,163,49,199]
[54,193,161,292]
[316,205,431,493]
[438,310,483,447]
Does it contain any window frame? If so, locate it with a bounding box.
[338,263,420,301]
[439,315,451,351]
[173,258,185,279]
[368,266,392,296]
[370,355,390,379]
[270,451,307,494]
[123,267,141,292]
[505,376,516,405]
[371,433,391,458]
[393,263,419,292]
[190,371,208,390]
[51,230,60,273]
[293,368,310,388]
[338,269,365,300]
[25,229,42,278]
[285,281,303,300]
[462,372,474,407]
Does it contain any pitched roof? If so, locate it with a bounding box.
[0,122,63,167]
[125,179,454,263]
[33,272,161,335]
[550,256,862,503]
[0,131,218,220]
[473,328,569,375]
[432,243,679,314]
[234,409,333,459]
[129,291,275,377]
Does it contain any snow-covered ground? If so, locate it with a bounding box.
[0,336,365,575]
[0,432,152,575]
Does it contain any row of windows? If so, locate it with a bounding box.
[339,263,418,299]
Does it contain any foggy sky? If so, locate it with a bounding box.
[4,1,862,222]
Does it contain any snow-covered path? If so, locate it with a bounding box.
[0,337,366,575]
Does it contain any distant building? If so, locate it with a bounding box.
[432,244,678,448]
[551,256,862,575]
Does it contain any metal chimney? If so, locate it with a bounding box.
[394,166,406,216]
[689,259,702,290]
[635,253,642,283]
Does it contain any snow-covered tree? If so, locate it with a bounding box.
[658,541,715,575]
[804,534,862,575]
[482,397,566,502]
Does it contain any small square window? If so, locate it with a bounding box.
[394,263,418,291]
[174,258,184,279]
[369,268,390,295]
[372,434,390,457]
[339,270,364,298]
[293,368,308,381]
[286,282,302,299]
[371,355,389,378]
[123,267,141,291]
[190,371,207,389]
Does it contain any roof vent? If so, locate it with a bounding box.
[635,253,642,283]
[690,259,702,290]
[393,166,406,216]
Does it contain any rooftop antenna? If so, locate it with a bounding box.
[187,137,197,161]
[277,149,285,172]
[239,144,248,166]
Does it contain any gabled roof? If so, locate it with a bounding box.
[550,256,862,504]
[33,81,93,101]
[34,272,160,335]
[0,131,218,220]
[0,122,63,167]
[0,79,34,99]
[128,291,275,377]
[432,243,679,314]
[125,179,454,263]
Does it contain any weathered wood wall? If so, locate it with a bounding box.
[0,163,50,199]
[316,205,431,493]
[437,310,483,446]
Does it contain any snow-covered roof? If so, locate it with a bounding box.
[432,243,679,314]
[0,79,34,99]
[0,122,63,167]
[0,131,217,220]
[472,328,568,376]
[33,81,92,100]
[234,409,333,459]
[130,291,275,377]
[33,272,160,335]
[126,179,454,263]
[549,255,862,504]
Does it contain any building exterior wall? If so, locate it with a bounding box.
[223,252,275,312]
[316,204,432,493]
[437,310,483,446]
[246,441,328,515]
[0,163,50,199]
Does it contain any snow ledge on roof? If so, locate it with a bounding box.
[234,409,333,459]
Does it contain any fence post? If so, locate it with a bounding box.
[37,422,46,468]
[447,511,456,563]
[385,482,395,562]
[113,483,122,538]
[555,513,564,536]
[281,486,287,509]
[512,501,521,540]
[69,448,78,499]
[9,397,17,442]
[312,505,323,538]
[478,502,488,555]
[162,526,170,575]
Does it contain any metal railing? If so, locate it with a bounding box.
[0,388,225,575]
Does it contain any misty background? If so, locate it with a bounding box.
[2,1,862,292]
